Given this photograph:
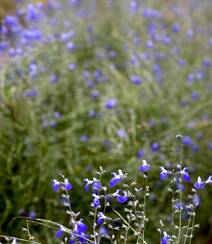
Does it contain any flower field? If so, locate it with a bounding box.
[0,0,211,243]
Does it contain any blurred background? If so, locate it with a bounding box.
[0,0,212,243]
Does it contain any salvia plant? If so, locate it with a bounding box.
[2,137,211,244]
[0,0,212,243]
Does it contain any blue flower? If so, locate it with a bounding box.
[206,176,212,184]
[151,143,159,152]
[105,99,117,109]
[160,167,170,181]
[63,178,72,191]
[76,220,87,234]
[92,196,100,209]
[180,167,190,182]
[109,171,126,188]
[113,190,128,204]
[161,232,171,244]
[52,179,60,192]
[110,177,122,188]
[137,149,144,159]
[194,177,206,190]
[131,75,142,85]
[55,228,63,238]
[139,160,150,172]
[117,194,128,204]
[182,136,192,146]
[193,194,200,207]
[116,128,127,138]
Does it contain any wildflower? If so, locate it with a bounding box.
[161,232,171,244]
[193,194,200,207]
[99,226,108,235]
[76,220,87,234]
[206,176,212,184]
[131,75,142,85]
[52,179,60,192]
[109,170,126,188]
[180,167,190,182]
[139,160,150,172]
[116,128,127,138]
[80,135,89,142]
[55,228,63,238]
[63,178,72,191]
[137,149,144,159]
[97,212,107,225]
[151,143,159,152]
[113,190,128,204]
[182,136,192,146]
[160,167,170,181]
[172,23,181,32]
[105,99,117,109]
[92,197,100,209]
[194,177,206,190]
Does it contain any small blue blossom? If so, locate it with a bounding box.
[137,149,144,159]
[161,232,171,244]
[151,142,159,152]
[113,190,128,204]
[52,179,60,192]
[105,99,117,109]
[131,75,142,85]
[109,170,126,188]
[206,176,212,184]
[193,194,200,207]
[116,128,127,138]
[182,136,192,146]
[180,167,190,182]
[63,178,72,191]
[92,197,100,209]
[55,228,63,238]
[139,160,150,172]
[160,167,170,181]
[76,220,87,233]
[194,177,206,190]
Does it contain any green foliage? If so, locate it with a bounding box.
[0,0,211,242]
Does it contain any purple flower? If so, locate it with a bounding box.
[160,167,170,181]
[131,75,142,85]
[117,194,128,204]
[151,142,159,152]
[194,177,206,190]
[139,160,150,172]
[63,178,72,191]
[109,170,126,188]
[97,212,107,225]
[93,197,100,209]
[161,232,171,244]
[113,190,128,204]
[67,41,75,51]
[99,226,108,235]
[105,99,117,109]
[180,167,190,182]
[137,149,144,159]
[146,40,154,48]
[109,177,122,188]
[76,220,87,234]
[29,211,36,219]
[172,23,181,32]
[54,112,61,119]
[182,136,192,146]
[80,135,89,142]
[206,176,212,184]
[116,128,127,138]
[52,179,60,192]
[55,228,63,238]
[193,194,200,207]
